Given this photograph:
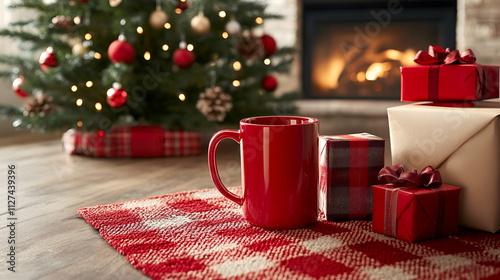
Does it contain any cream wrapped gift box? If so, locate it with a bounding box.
[388,102,500,233]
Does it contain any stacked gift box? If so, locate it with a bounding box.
[319,46,499,242]
[390,46,499,235]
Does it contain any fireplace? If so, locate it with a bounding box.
[302,0,457,99]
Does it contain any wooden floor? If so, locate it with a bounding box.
[0,137,241,280]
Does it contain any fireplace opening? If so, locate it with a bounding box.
[302,0,457,99]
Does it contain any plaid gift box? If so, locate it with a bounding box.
[62,126,202,157]
[319,133,385,221]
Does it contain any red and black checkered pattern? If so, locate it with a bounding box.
[62,126,202,157]
[319,133,385,221]
[78,188,500,280]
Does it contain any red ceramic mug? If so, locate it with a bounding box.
[208,116,319,230]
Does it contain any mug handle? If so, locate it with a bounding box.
[208,129,243,206]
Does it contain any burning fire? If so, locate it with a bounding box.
[364,62,392,81]
[313,57,345,92]
[361,49,416,82]
[317,48,417,90]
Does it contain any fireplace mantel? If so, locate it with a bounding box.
[297,99,400,117]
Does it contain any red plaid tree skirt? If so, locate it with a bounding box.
[78,188,500,280]
[62,126,202,157]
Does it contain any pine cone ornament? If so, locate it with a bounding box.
[23,94,55,117]
[236,30,263,59]
[196,86,233,122]
[51,15,75,31]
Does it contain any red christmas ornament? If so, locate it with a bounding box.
[12,77,27,98]
[106,83,128,107]
[173,48,195,69]
[261,34,276,57]
[177,0,189,10]
[108,35,135,64]
[39,47,58,72]
[261,75,278,91]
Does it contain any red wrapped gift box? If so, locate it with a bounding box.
[401,46,498,102]
[401,64,499,102]
[319,133,385,221]
[372,165,461,243]
[62,126,202,157]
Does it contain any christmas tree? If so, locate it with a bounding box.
[0,0,297,132]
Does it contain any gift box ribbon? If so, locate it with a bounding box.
[414,45,476,66]
[413,45,490,101]
[378,164,446,238]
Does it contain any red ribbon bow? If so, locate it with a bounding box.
[378,164,442,188]
[414,45,476,65]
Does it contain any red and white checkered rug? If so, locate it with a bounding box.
[78,188,500,280]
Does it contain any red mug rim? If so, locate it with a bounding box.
[240,116,318,126]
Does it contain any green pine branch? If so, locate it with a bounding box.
[8,0,48,11]
[0,29,41,42]
[0,105,23,118]
[9,20,38,28]
[0,71,11,78]
[0,55,37,69]
[0,29,69,51]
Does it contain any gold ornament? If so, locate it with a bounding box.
[190,12,210,35]
[72,42,88,56]
[225,19,241,35]
[196,86,233,122]
[149,7,168,30]
[109,0,122,7]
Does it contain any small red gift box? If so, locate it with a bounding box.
[401,46,499,102]
[319,133,385,221]
[62,126,202,157]
[372,165,461,243]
